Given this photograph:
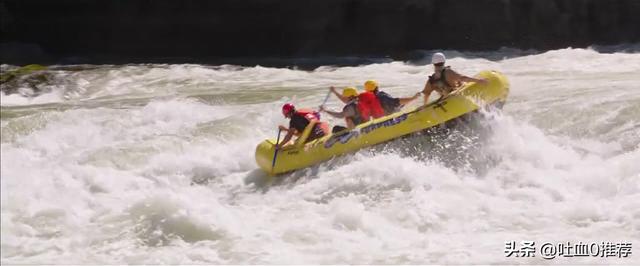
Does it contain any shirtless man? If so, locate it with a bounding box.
[422,52,488,104]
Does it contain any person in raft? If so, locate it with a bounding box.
[355,81,385,121]
[320,87,364,133]
[364,80,421,115]
[421,52,488,105]
[276,103,329,148]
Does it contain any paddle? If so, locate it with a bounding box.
[319,90,331,109]
[272,90,329,173]
[271,128,283,173]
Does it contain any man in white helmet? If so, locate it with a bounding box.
[421,52,487,105]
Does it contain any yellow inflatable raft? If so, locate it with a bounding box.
[256,70,509,175]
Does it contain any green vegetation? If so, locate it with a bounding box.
[0,64,47,84]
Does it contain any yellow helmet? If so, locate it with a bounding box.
[342,87,358,98]
[364,80,378,92]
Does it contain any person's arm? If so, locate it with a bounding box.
[320,105,345,118]
[447,69,487,84]
[461,75,487,84]
[275,129,296,149]
[422,82,434,105]
[398,92,422,105]
[278,125,290,132]
[330,86,350,104]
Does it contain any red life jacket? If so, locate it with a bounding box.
[357,91,385,121]
[295,108,321,121]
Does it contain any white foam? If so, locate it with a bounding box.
[2,47,640,264]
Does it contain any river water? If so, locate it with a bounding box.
[1,47,639,264]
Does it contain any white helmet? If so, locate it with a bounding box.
[431,52,446,64]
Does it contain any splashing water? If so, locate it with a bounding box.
[1,47,639,264]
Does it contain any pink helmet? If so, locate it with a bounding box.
[282,103,295,117]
